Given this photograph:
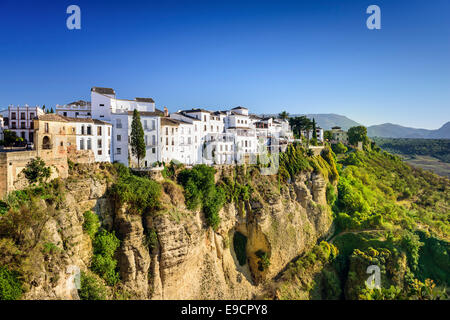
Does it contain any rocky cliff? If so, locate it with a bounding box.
[8,162,333,300]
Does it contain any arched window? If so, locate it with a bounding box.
[42,136,51,149]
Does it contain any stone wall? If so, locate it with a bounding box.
[0,150,69,199]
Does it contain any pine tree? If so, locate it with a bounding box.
[130,109,146,168]
[312,118,317,139]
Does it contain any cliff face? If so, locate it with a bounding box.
[20,164,333,300]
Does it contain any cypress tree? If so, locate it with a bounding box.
[130,109,146,168]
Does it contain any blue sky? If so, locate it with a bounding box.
[0,0,449,129]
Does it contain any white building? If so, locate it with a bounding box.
[66,117,112,162]
[4,105,45,143]
[301,127,324,143]
[0,115,4,141]
[56,100,92,118]
[89,87,163,168]
[160,117,196,165]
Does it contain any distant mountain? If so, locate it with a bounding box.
[263,112,450,139]
[289,113,362,130]
[367,122,450,139]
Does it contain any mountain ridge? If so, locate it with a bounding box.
[270,113,449,139]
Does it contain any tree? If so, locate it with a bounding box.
[311,118,318,145]
[324,130,332,141]
[130,109,146,168]
[22,157,51,184]
[0,130,23,147]
[288,116,312,142]
[332,142,347,154]
[278,111,289,120]
[348,126,369,146]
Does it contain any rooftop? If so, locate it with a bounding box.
[135,97,155,103]
[91,87,115,95]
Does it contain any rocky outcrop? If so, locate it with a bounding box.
[20,163,333,300]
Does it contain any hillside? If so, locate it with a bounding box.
[0,145,448,300]
[291,114,361,130]
[368,122,450,139]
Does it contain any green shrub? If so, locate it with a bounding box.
[110,174,161,215]
[93,229,120,257]
[91,229,121,286]
[233,232,247,266]
[332,142,348,155]
[145,228,158,253]
[0,267,22,300]
[83,211,100,239]
[91,255,120,286]
[78,271,108,300]
[178,165,223,230]
[255,250,271,271]
[22,157,51,184]
[326,183,337,206]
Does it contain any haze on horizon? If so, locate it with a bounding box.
[0,0,449,130]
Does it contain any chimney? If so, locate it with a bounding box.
[164,106,169,117]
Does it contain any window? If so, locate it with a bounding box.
[45,123,49,133]
[204,115,206,121]
[144,120,148,130]
[97,139,102,148]
[152,120,155,130]
[87,126,92,135]
[11,112,16,120]
[80,139,84,150]
[166,137,169,145]
[204,125,206,131]
[81,126,85,135]
[171,128,174,134]
[21,122,26,129]
[75,112,79,117]
[30,112,34,118]
[108,127,111,136]
[87,139,92,150]
[100,104,104,107]
[116,119,122,128]
[60,141,64,147]
[152,135,156,145]
[165,127,168,135]
[117,135,121,141]
[97,126,102,135]
[152,148,155,154]
[42,136,51,149]
[98,150,102,155]
[63,112,67,117]
[188,137,191,144]
[116,148,121,155]
[145,135,148,145]
[211,125,213,131]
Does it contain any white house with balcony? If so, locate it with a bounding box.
[67,117,112,162]
[56,100,92,118]
[4,105,45,144]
